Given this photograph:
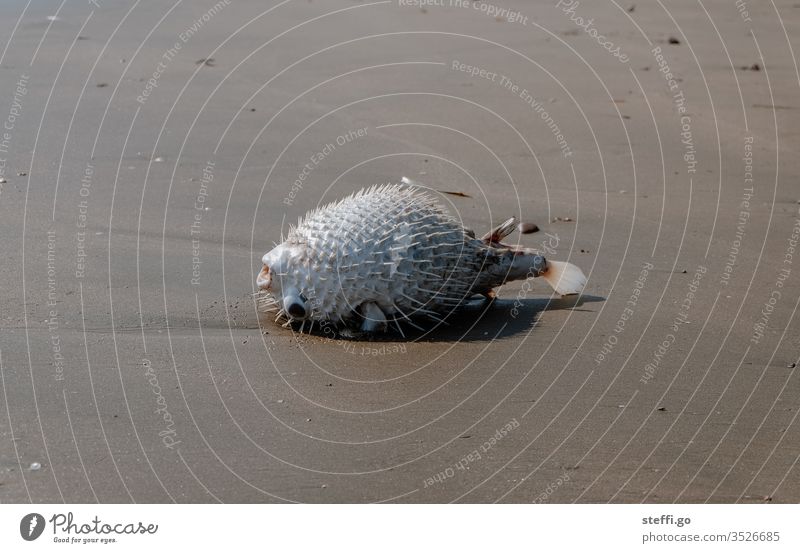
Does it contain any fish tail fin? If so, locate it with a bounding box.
[541,260,587,296]
[500,250,587,295]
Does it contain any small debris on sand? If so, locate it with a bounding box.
[518,222,539,234]
[438,190,471,198]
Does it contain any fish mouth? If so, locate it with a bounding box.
[256,264,271,290]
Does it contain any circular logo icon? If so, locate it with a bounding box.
[20,513,45,541]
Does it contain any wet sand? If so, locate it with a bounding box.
[0,0,799,502]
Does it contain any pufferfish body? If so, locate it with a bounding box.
[256,180,586,336]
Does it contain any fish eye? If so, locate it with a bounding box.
[287,302,306,319]
[282,290,308,320]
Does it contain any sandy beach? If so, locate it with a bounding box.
[0,0,798,503]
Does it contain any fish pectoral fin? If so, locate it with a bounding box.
[359,301,388,333]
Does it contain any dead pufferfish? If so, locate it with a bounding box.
[256,179,587,336]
